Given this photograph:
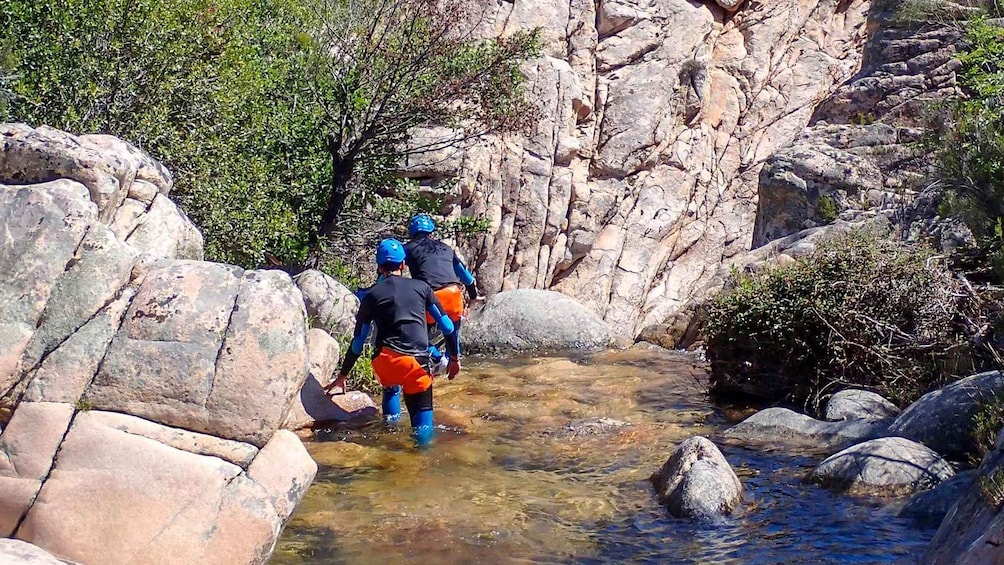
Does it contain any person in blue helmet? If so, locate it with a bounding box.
[404,214,483,356]
[326,238,461,446]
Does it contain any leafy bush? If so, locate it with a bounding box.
[930,17,1004,277]
[705,231,981,410]
[0,0,537,272]
[0,0,327,267]
[317,177,493,287]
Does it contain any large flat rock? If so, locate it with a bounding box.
[722,407,889,453]
[16,412,315,565]
[810,437,955,496]
[87,265,309,447]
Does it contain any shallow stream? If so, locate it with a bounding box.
[271,348,934,564]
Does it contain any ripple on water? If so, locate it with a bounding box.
[270,352,935,565]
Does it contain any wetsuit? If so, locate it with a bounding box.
[405,234,478,325]
[340,275,459,445]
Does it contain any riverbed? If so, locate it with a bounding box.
[270,348,933,564]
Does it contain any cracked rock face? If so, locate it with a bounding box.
[1,124,203,261]
[0,143,315,564]
[420,0,874,339]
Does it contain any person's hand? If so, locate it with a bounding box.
[470,295,488,307]
[447,358,461,380]
[324,373,347,396]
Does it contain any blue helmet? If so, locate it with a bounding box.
[376,238,406,267]
[408,214,436,237]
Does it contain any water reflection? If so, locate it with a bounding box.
[271,349,933,565]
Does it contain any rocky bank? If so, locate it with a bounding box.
[0,125,318,564]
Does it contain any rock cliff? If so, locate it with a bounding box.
[401,0,964,342]
[414,0,877,338]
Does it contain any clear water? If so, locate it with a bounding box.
[270,348,933,564]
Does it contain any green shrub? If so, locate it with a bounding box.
[336,336,382,397]
[0,0,327,268]
[0,0,536,273]
[705,231,980,411]
[929,17,1004,278]
[817,195,839,223]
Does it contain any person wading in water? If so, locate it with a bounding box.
[326,238,461,446]
[404,214,483,368]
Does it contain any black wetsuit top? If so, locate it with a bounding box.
[339,275,459,375]
[405,235,478,300]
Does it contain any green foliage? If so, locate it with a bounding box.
[304,0,541,248]
[318,176,493,287]
[980,467,1004,507]
[851,112,876,126]
[705,231,979,410]
[0,0,328,268]
[817,195,839,223]
[1,0,537,274]
[372,179,492,240]
[888,0,970,26]
[319,256,365,290]
[336,336,382,397]
[930,17,1004,277]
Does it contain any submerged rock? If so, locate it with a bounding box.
[651,436,742,521]
[722,407,888,453]
[899,470,977,528]
[464,289,610,354]
[549,417,631,439]
[887,370,1004,461]
[825,389,900,421]
[810,437,954,496]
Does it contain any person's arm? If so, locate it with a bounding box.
[452,252,479,301]
[327,296,373,393]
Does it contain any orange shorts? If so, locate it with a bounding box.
[371,349,433,395]
[425,284,464,325]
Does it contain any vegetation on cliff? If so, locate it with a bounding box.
[0,0,538,278]
[930,16,1004,278]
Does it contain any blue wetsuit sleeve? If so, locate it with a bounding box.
[426,288,460,359]
[453,252,478,300]
[339,295,374,375]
